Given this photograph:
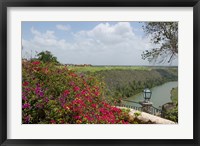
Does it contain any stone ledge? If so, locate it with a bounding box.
[118,107,175,124]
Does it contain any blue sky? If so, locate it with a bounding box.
[22,21,177,66]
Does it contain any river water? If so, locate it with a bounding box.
[124,81,178,108]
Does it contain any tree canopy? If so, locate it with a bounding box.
[141,22,178,64]
[36,51,59,64]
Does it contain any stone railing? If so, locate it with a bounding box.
[118,107,175,124]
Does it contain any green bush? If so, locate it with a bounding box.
[164,103,178,122]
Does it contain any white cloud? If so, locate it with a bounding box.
[56,24,71,31]
[31,27,56,39]
[75,22,135,45]
[22,22,158,65]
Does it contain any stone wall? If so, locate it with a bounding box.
[118,107,175,124]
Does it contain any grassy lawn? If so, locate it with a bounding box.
[60,65,177,73]
[67,66,151,72]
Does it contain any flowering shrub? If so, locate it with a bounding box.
[22,61,131,124]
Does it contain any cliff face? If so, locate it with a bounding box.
[118,107,175,124]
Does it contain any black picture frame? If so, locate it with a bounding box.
[0,0,199,145]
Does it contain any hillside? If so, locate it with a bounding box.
[68,66,178,99]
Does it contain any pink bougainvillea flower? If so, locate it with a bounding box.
[94,91,100,96]
[70,73,77,77]
[24,115,31,123]
[91,103,97,108]
[74,115,81,120]
[22,96,27,101]
[63,90,70,96]
[22,103,30,109]
[73,86,80,92]
[69,81,75,86]
[22,81,29,86]
[32,61,40,65]
[81,90,87,95]
[50,119,56,124]
[39,91,44,97]
[75,93,81,98]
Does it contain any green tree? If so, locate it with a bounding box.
[36,51,59,64]
[142,22,178,64]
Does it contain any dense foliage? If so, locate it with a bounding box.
[162,87,178,122]
[92,68,178,99]
[35,51,59,64]
[164,104,178,122]
[22,61,131,124]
